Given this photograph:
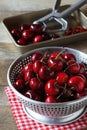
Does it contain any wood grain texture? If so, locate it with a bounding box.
[0,106,18,130]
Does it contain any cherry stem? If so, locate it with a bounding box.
[55,49,65,60]
[56,83,67,100]
[64,62,77,72]
[25,81,29,85]
[36,74,41,81]
[40,51,48,64]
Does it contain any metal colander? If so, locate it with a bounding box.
[7,46,87,125]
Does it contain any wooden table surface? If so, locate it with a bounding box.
[0,1,87,130]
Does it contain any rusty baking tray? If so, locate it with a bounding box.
[2,5,87,54]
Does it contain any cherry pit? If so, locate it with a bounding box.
[11,23,87,46]
[14,50,87,103]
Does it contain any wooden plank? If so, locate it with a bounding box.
[0,59,14,86]
[0,106,18,130]
[0,87,9,105]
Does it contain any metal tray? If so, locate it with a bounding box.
[2,5,87,54]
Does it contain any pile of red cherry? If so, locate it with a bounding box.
[11,23,59,45]
[65,26,87,36]
[11,23,87,46]
[14,50,87,103]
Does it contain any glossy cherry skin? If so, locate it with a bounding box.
[45,96,56,103]
[56,72,69,85]
[74,92,85,99]
[33,60,42,73]
[17,38,27,45]
[22,29,34,41]
[45,79,60,96]
[67,63,80,75]
[65,28,73,36]
[64,53,76,62]
[29,77,43,90]
[33,35,43,43]
[41,32,50,41]
[24,70,34,82]
[31,52,43,63]
[68,75,86,92]
[39,65,50,80]
[79,63,86,75]
[66,59,76,66]
[48,58,64,72]
[74,88,87,99]
[11,28,21,39]
[23,63,33,73]
[24,89,42,101]
[49,52,64,60]
[29,23,43,33]
[20,23,30,31]
[39,65,55,79]
[15,79,24,92]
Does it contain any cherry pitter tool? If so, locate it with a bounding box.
[33,0,87,33]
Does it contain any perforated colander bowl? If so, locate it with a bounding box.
[7,46,87,125]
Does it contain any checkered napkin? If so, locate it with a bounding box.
[5,87,87,130]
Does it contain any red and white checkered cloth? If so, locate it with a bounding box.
[5,87,87,130]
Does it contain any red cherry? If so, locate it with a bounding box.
[29,23,43,33]
[39,65,50,80]
[33,60,42,73]
[68,75,86,92]
[45,79,60,96]
[41,32,50,41]
[22,29,34,41]
[73,27,81,34]
[11,28,21,39]
[74,92,85,99]
[77,74,86,82]
[74,88,87,99]
[33,35,43,43]
[81,27,87,32]
[67,63,80,74]
[64,53,76,62]
[56,72,69,85]
[24,90,42,101]
[15,79,24,91]
[17,38,27,45]
[48,58,64,72]
[29,77,43,90]
[65,28,73,36]
[45,96,56,103]
[49,52,64,60]
[20,23,30,31]
[49,69,56,79]
[49,52,59,59]
[15,72,24,80]
[31,52,43,63]
[66,59,76,66]
[23,63,33,73]
[24,70,34,82]
[79,63,86,75]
